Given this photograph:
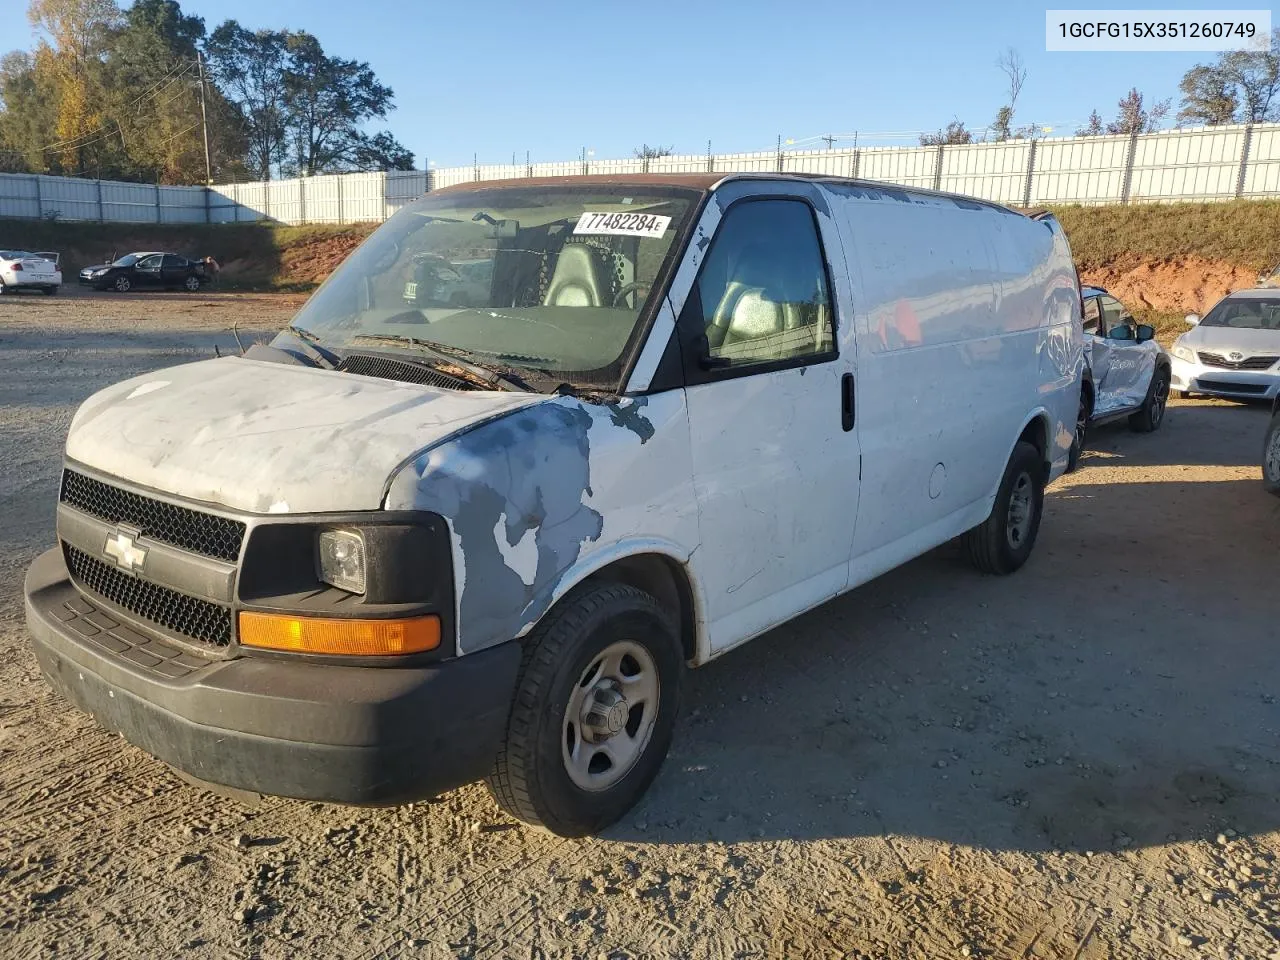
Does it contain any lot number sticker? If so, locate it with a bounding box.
[574,212,671,238]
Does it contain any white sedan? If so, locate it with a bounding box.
[1171,289,1280,402]
[0,250,61,296]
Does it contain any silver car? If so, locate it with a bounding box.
[1170,289,1280,401]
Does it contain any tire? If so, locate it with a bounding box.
[183,275,201,292]
[113,275,132,293]
[1129,366,1170,433]
[486,582,683,837]
[962,440,1045,575]
[43,285,58,296]
[1264,412,1280,498]
[1067,385,1090,473]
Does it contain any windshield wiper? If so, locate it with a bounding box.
[281,324,338,369]
[348,334,531,392]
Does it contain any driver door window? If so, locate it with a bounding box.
[686,199,834,374]
[1101,296,1132,340]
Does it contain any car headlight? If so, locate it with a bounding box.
[1172,343,1197,363]
[316,529,366,594]
[91,269,107,277]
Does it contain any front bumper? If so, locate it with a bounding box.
[25,547,521,805]
[78,274,105,287]
[1170,356,1280,400]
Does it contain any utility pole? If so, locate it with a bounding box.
[196,52,213,184]
[821,134,836,149]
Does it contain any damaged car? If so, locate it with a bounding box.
[25,174,1081,836]
[1070,286,1170,469]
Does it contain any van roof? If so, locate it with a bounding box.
[431,173,1026,216]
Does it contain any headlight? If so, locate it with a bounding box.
[316,529,366,594]
[1172,343,1197,363]
[91,269,107,277]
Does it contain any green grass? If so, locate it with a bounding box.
[1050,199,1280,273]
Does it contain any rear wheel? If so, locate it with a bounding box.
[1130,367,1170,432]
[962,440,1045,575]
[486,583,683,837]
[113,275,132,293]
[183,275,201,292]
[43,285,58,296]
[1264,413,1280,497]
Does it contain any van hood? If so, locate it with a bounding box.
[65,356,546,514]
[1181,325,1280,354]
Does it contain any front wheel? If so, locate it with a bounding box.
[1130,368,1170,432]
[486,583,683,837]
[113,275,132,293]
[1264,412,1280,498]
[962,440,1045,575]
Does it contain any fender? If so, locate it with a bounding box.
[512,535,712,664]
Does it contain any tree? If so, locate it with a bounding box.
[633,143,673,159]
[1077,110,1104,136]
[920,120,972,146]
[1178,64,1240,125]
[1176,31,1280,125]
[205,21,289,178]
[281,31,410,175]
[0,51,59,172]
[26,0,122,173]
[1106,88,1171,135]
[350,130,415,171]
[990,48,1025,142]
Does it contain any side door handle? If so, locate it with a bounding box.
[841,372,856,432]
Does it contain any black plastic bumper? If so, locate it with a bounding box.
[25,547,521,805]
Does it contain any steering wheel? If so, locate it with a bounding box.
[612,281,649,308]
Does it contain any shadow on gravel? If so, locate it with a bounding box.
[1083,400,1271,469]
[609,436,1280,852]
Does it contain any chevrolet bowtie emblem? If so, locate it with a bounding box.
[104,528,147,573]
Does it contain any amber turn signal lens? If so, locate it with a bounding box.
[238,612,440,656]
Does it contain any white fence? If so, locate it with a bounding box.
[5,122,1280,226]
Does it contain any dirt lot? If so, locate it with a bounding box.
[1,291,1279,960]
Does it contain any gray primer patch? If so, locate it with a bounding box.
[408,399,605,648]
[607,396,654,444]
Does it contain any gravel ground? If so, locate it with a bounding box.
[1,292,1279,960]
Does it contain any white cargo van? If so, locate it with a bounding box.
[26,174,1082,836]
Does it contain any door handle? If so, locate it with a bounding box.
[841,372,855,432]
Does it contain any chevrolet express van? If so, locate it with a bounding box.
[26,174,1082,836]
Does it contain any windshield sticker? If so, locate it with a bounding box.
[574,212,671,238]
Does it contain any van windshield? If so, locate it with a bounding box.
[287,185,698,387]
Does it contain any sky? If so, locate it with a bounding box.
[0,0,1249,169]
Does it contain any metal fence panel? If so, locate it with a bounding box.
[1243,125,1280,197]
[1029,134,1131,205]
[0,174,40,219]
[1129,125,1244,202]
[858,145,937,187]
[939,141,1031,205]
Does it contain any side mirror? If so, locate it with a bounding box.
[1107,325,1135,342]
[1185,313,1200,326]
[1135,323,1155,343]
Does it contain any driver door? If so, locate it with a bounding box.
[133,254,163,287]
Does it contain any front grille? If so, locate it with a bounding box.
[64,545,232,646]
[61,470,244,563]
[1197,379,1268,394]
[1198,351,1279,371]
[337,354,480,390]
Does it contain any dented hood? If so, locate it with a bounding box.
[65,356,546,514]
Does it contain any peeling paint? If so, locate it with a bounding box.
[606,397,654,443]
